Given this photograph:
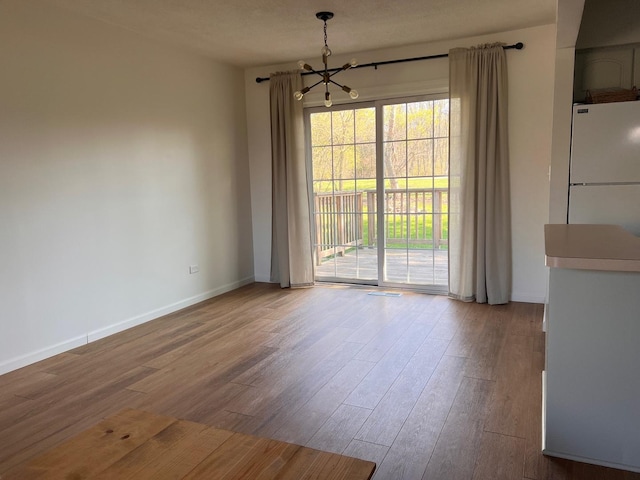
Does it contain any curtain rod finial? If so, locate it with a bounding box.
[515,42,524,50]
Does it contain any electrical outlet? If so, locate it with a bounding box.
[189,265,199,274]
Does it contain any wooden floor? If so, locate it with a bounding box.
[1,283,639,480]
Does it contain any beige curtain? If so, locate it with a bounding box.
[269,71,314,288]
[448,43,511,304]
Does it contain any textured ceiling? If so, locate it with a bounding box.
[46,0,557,67]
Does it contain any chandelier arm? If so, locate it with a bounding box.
[306,68,327,80]
[329,67,351,79]
[304,78,325,92]
[328,79,346,89]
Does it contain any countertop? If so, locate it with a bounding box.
[545,224,640,272]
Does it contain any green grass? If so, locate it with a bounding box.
[362,214,449,250]
[314,177,449,193]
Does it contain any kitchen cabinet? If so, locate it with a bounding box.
[573,46,635,102]
[544,224,640,473]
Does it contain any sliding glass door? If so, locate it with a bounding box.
[309,106,378,283]
[307,95,449,292]
[381,99,449,287]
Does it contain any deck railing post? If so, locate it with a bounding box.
[356,192,363,245]
[366,191,376,247]
[434,190,442,249]
[314,194,322,265]
[336,195,344,256]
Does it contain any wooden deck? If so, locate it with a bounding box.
[315,247,449,287]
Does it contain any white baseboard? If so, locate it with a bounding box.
[253,274,272,283]
[0,276,255,375]
[88,276,255,342]
[542,449,640,474]
[511,292,545,304]
[0,335,87,376]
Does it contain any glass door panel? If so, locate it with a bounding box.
[310,106,377,283]
[381,98,449,289]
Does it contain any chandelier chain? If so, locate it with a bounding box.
[323,20,328,48]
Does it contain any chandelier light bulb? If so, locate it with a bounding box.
[294,87,310,101]
[341,85,359,100]
[321,45,332,57]
[342,58,359,70]
[324,91,333,108]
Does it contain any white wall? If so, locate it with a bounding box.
[245,24,556,303]
[547,0,585,224]
[0,1,254,374]
[548,46,576,224]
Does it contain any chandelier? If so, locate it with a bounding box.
[294,12,359,107]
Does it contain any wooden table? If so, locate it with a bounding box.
[9,409,376,479]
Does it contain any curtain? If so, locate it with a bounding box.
[448,43,511,304]
[269,71,314,288]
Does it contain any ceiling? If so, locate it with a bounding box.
[46,0,557,68]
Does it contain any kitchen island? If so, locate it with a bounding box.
[544,224,640,473]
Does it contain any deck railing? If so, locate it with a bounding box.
[314,188,448,264]
[314,191,363,264]
[368,188,448,249]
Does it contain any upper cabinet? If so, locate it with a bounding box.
[573,44,638,102]
[573,0,640,103]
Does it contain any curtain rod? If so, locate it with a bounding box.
[255,42,523,83]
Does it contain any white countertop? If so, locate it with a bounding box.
[545,224,640,272]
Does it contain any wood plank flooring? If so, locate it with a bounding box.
[1,282,639,479]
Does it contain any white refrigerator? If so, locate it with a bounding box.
[568,101,640,235]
